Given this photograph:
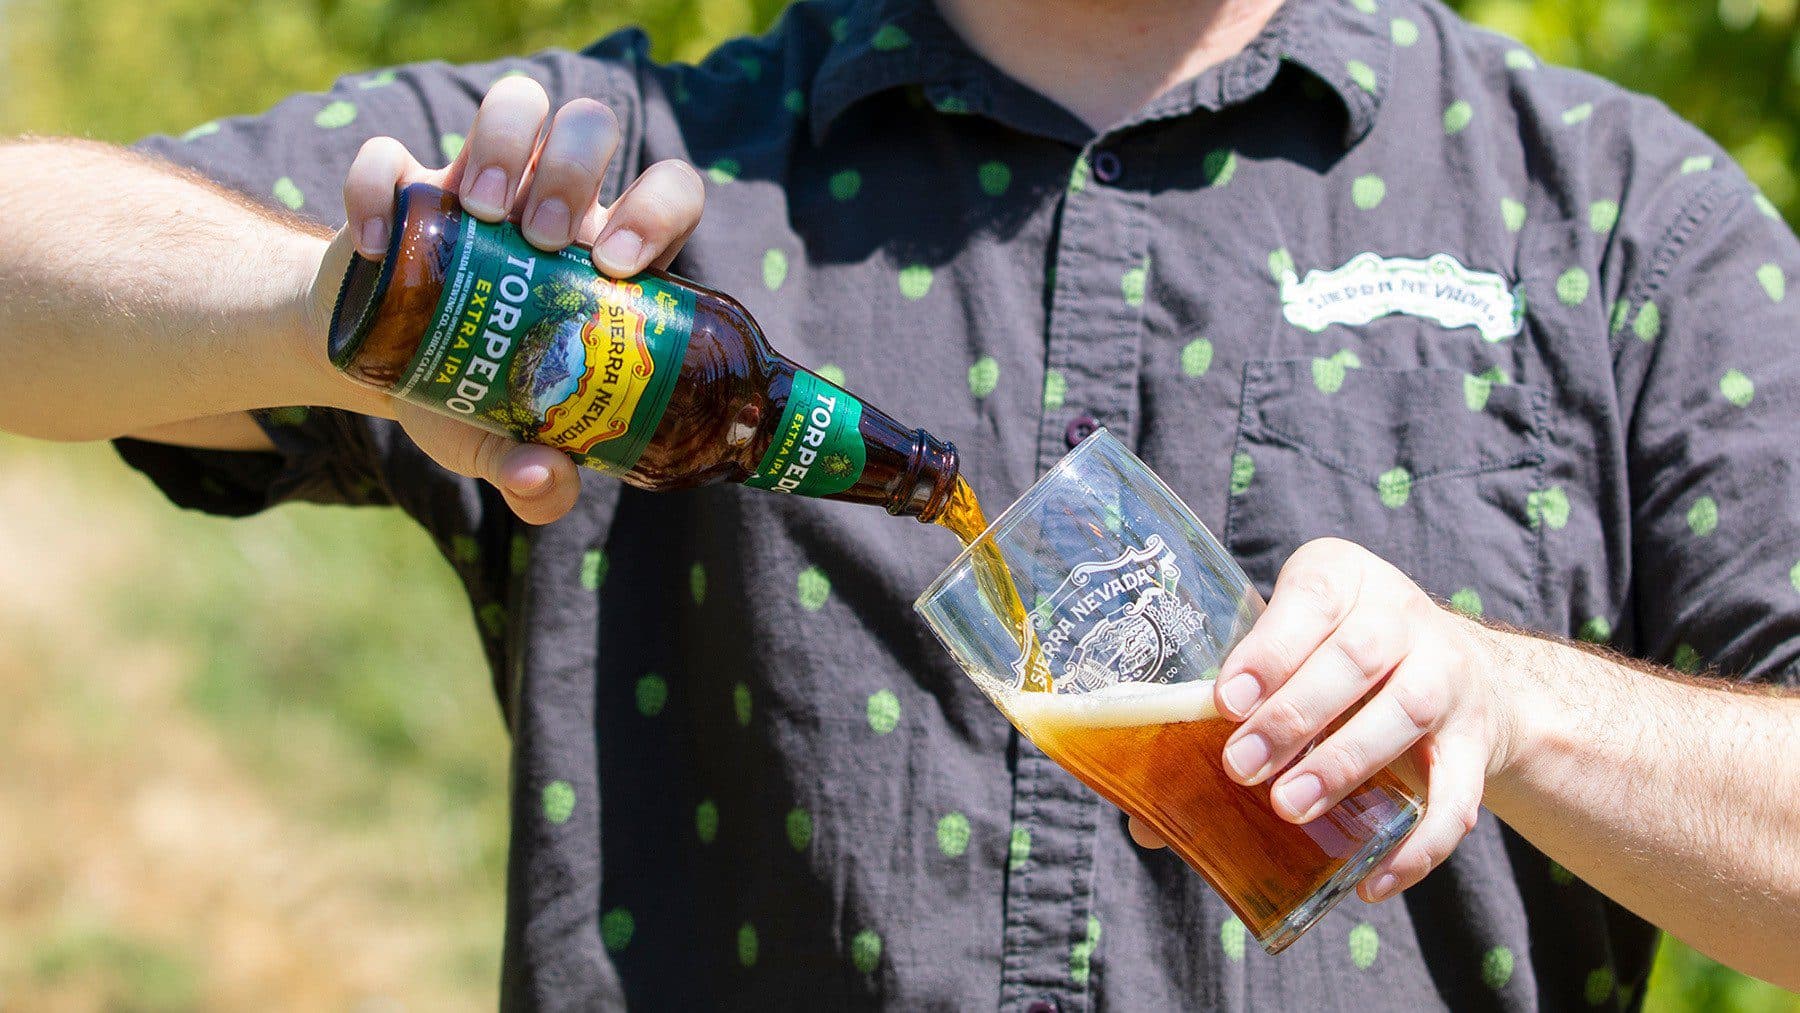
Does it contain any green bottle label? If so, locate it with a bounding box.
[395,214,695,475]
[745,370,867,497]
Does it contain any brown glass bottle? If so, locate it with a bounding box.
[328,183,958,520]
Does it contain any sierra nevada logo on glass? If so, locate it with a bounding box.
[1020,535,1215,691]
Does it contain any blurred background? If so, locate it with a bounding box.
[0,0,1795,1008]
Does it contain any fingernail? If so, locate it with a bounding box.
[359,217,387,257]
[1365,873,1399,902]
[506,463,552,497]
[464,166,509,218]
[1219,674,1261,717]
[595,229,643,275]
[1224,734,1270,781]
[1274,772,1324,820]
[525,198,571,248]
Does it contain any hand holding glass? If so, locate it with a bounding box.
[916,431,1422,953]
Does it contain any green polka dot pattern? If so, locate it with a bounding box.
[1182,338,1214,378]
[978,161,1012,196]
[1585,966,1614,1005]
[696,799,718,843]
[542,781,576,825]
[1449,589,1483,617]
[1443,100,1473,135]
[636,674,668,716]
[1220,917,1246,962]
[851,929,882,974]
[1008,827,1031,869]
[1069,916,1101,986]
[1482,947,1515,989]
[1352,175,1387,210]
[272,177,305,211]
[1203,149,1237,187]
[580,549,608,591]
[1377,467,1412,509]
[733,683,752,728]
[313,100,357,129]
[787,808,814,851]
[1348,922,1379,969]
[871,25,911,51]
[602,908,634,953]
[968,356,1000,397]
[763,249,789,291]
[830,169,863,201]
[898,264,934,300]
[798,566,831,611]
[867,690,901,734]
[936,812,970,856]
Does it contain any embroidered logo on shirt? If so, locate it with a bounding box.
[1278,252,1523,343]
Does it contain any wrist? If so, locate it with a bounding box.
[1471,623,1570,813]
[281,227,392,416]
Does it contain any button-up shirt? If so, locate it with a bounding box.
[120,0,1800,1008]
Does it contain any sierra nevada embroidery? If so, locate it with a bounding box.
[1278,253,1523,343]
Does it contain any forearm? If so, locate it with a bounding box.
[0,138,372,441]
[1482,627,1800,988]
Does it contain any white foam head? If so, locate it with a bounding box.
[1003,679,1219,730]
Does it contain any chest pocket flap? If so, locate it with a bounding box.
[1225,360,1546,617]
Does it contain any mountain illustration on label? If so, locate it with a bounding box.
[1019,535,1212,691]
[532,278,663,454]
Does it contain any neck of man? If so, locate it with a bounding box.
[935,0,1287,131]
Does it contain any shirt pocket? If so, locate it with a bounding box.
[1223,360,1547,619]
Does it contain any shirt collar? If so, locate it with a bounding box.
[808,0,1393,147]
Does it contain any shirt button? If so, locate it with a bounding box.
[1065,413,1099,448]
[1092,150,1123,183]
[1027,1001,1059,1013]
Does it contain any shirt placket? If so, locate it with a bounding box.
[1000,132,1154,1013]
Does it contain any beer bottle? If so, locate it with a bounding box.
[327,182,960,520]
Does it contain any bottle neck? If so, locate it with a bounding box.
[756,361,959,522]
[885,428,960,522]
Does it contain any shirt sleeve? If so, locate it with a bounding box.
[1612,170,1800,686]
[114,43,648,676]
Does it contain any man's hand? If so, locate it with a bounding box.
[309,76,706,524]
[1126,537,1517,904]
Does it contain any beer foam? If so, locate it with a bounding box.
[1004,679,1219,730]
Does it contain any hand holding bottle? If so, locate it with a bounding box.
[309,76,707,524]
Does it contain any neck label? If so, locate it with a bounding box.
[746,370,867,497]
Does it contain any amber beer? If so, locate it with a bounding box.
[1006,680,1416,950]
[329,183,960,519]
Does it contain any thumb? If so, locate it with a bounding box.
[393,401,582,525]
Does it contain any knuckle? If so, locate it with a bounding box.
[651,158,706,196]
[617,182,691,237]
[562,97,621,138]
[1289,569,1348,625]
[1255,696,1314,748]
[1453,800,1482,836]
[530,149,604,193]
[1387,675,1444,734]
[470,432,512,484]
[1308,741,1368,795]
[1329,623,1387,681]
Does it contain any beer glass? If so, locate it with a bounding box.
[915,430,1422,954]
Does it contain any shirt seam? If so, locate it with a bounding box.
[1608,177,1729,359]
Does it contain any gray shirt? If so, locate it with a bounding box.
[120,0,1800,1008]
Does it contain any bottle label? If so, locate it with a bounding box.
[744,370,867,497]
[395,214,695,475]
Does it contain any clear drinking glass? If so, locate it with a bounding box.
[915,430,1422,954]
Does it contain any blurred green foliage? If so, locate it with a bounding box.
[0,0,1795,1009]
